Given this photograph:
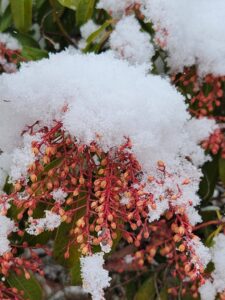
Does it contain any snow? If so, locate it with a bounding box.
[80,20,100,40]
[143,0,225,76]
[211,234,225,293]
[199,234,225,299]
[26,211,61,235]
[9,133,42,183]
[187,236,211,269]
[199,280,217,300]
[110,15,154,66]
[80,252,111,300]
[51,188,68,204]
[0,33,21,51]
[0,215,15,256]
[79,20,101,50]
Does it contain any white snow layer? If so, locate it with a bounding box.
[80,252,111,300]
[0,215,15,256]
[110,15,154,66]
[143,0,225,76]
[200,234,225,300]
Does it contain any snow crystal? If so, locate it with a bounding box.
[0,215,15,255]
[120,196,130,205]
[146,160,205,225]
[148,198,168,222]
[124,254,134,264]
[9,133,42,182]
[143,0,225,76]
[110,15,154,66]
[187,236,211,269]
[199,280,217,300]
[26,210,61,235]
[199,234,225,299]
[80,252,111,300]
[51,188,68,204]
[211,234,225,293]
[0,33,21,51]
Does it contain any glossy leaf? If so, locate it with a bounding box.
[70,259,82,285]
[57,0,79,10]
[86,20,112,44]
[134,277,156,300]
[7,272,43,300]
[0,6,12,32]
[219,157,225,185]
[199,157,219,203]
[53,222,81,267]
[76,0,95,26]
[10,0,32,32]
[21,46,48,61]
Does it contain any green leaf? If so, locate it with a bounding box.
[21,46,48,61]
[159,287,168,300]
[0,6,12,32]
[76,0,95,26]
[70,259,82,285]
[86,20,112,44]
[7,272,43,300]
[219,157,225,185]
[134,277,156,300]
[43,157,63,173]
[126,280,139,300]
[10,0,32,32]
[33,0,46,10]
[199,157,219,203]
[12,32,40,48]
[57,0,79,10]
[53,222,81,267]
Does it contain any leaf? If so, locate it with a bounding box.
[199,157,219,203]
[21,46,49,61]
[70,259,82,285]
[53,222,81,267]
[33,0,46,10]
[57,0,79,10]
[12,32,40,48]
[7,272,43,300]
[126,280,139,300]
[10,0,32,32]
[219,157,225,185]
[0,6,12,32]
[76,0,95,26]
[159,287,168,300]
[44,157,63,173]
[134,277,156,300]
[86,20,112,44]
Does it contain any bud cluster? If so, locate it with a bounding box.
[0,120,213,298]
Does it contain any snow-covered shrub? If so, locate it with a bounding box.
[0,1,224,300]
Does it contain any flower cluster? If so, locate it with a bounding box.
[0,120,212,299]
[173,67,225,159]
